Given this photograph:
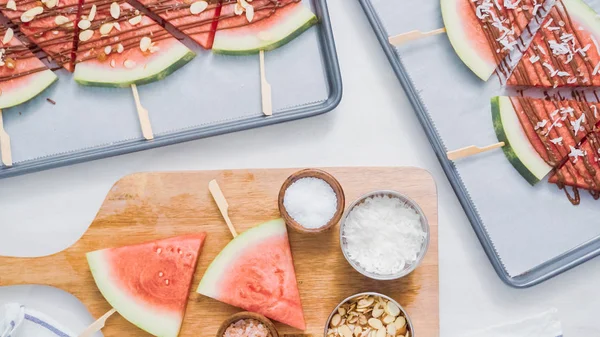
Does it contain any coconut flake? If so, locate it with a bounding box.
[535,119,548,130]
[568,146,585,163]
[593,62,600,76]
[529,55,540,64]
[591,105,598,118]
[571,114,586,136]
[550,137,563,145]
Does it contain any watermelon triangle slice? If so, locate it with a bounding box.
[507,0,600,87]
[441,0,550,81]
[0,24,57,109]
[212,0,317,55]
[492,95,600,185]
[73,0,195,87]
[86,233,207,337]
[0,0,82,71]
[197,218,306,330]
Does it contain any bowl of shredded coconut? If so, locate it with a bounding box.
[339,190,429,280]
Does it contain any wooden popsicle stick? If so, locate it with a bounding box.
[208,179,238,238]
[259,50,273,117]
[131,84,154,140]
[388,28,446,46]
[77,308,117,337]
[447,142,505,161]
[0,109,13,167]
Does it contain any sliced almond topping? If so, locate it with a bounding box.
[116,43,124,53]
[113,22,121,31]
[245,4,254,22]
[2,28,13,44]
[386,324,396,336]
[88,4,97,21]
[6,0,16,11]
[99,22,113,35]
[54,15,70,25]
[385,302,400,317]
[104,45,112,55]
[339,325,353,337]
[110,2,120,19]
[78,19,91,29]
[124,59,136,69]
[135,9,140,14]
[148,42,159,53]
[330,314,341,327]
[367,318,382,330]
[139,36,151,52]
[375,328,385,337]
[20,6,43,23]
[5,57,15,69]
[128,15,142,25]
[382,315,394,325]
[110,59,116,68]
[189,0,208,14]
[79,29,93,41]
[338,307,347,316]
[394,317,407,335]
[44,0,57,9]
[234,2,243,15]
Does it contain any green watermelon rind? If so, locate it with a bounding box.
[212,5,318,55]
[492,96,553,186]
[440,0,496,81]
[73,45,196,88]
[196,218,287,298]
[86,250,182,337]
[563,0,600,33]
[0,70,57,109]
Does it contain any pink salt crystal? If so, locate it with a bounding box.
[224,319,271,337]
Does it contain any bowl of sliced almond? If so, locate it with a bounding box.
[324,292,413,337]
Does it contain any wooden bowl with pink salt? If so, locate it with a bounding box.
[216,312,279,337]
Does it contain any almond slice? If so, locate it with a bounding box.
[110,59,116,68]
[44,0,57,8]
[20,6,43,23]
[234,2,243,15]
[116,43,124,53]
[128,15,142,25]
[385,302,400,317]
[123,59,136,69]
[78,19,91,29]
[99,22,113,35]
[139,36,151,52]
[6,0,16,11]
[367,318,382,330]
[104,45,112,55]
[88,4,97,21]
[54,15,70,25]
[245,4,254,22]
[79,29,93,41]
[189,0,208,14]
[110,2,120,19]
[113,22,121,31]
[2,28,13,44]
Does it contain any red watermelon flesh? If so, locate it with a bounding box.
[549,132,600,192]
[509,96,600,167]
[0,0,81,71]
[134,0,222,49]
[508,0,600,87]
[86,233,207,337]
[197,219,305,330]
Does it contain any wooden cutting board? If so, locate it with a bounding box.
[0,167,439,337]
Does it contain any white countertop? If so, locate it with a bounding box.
[0,0,598,336]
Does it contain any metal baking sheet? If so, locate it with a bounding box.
[0,0,341,179]
[358,0,600,287]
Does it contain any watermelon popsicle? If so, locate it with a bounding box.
[0,23,57,167]
[85,233,207,337]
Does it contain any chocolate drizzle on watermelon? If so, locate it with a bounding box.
[508,0,600,87]
[0,25,48,80]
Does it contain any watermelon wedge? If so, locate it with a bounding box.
[86,233,207,337]
[0,0,81,71]
[508,0,600,87]
[0,25,57,109]
[492,96,600,184]
[197,218,306,330]
[135,0,222,49]
[73,0,195,87]
[441,0,546,81]
[212,0,317,55]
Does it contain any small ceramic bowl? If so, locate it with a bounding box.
[278,168,345,234]
[339,190,430,280]
[323,292,415,337]
[216,312,279,337]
